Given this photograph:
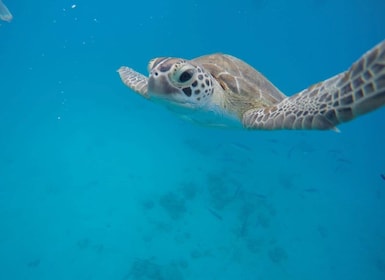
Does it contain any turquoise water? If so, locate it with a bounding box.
[1,0,385,279]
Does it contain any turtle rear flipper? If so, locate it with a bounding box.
[243,40,385,130]
[118,66,149,97]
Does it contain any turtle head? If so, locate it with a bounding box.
[147,57,214,109]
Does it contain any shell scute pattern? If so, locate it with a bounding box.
[195,54,286,105]
[118,40,385,130]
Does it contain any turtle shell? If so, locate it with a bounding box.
[192,54,287,116]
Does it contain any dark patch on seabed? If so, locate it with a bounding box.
[119,167,291,280]
[380,174,385,181]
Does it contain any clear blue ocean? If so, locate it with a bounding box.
[1,1,385,279]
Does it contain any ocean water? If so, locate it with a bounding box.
[1,0,385,279]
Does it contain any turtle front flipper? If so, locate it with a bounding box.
[118,66,149,97]
[243,40,385,130]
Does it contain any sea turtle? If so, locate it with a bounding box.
[118,41,385,131]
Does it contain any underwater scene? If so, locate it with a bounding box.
[1,0,385,279]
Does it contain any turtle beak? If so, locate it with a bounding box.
[148,74,179,97]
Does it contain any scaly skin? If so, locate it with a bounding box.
[117,67,148,97]
[118,41,385,131]
[242,41,385,130]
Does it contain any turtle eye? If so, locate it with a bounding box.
[178,69,194,83]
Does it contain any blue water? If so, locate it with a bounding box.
[1,0,385,279]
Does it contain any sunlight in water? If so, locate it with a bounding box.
[0,0,12,22]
